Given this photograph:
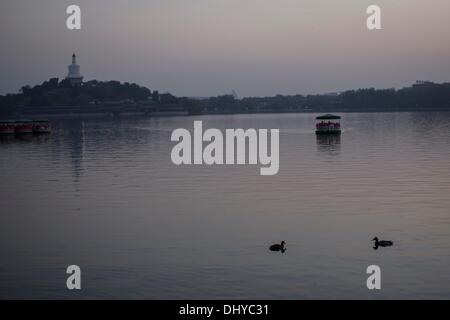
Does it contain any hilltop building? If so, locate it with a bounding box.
[66,53,83,86]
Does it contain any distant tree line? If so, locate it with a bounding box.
[191,81,450,115]
[1,79,450,117]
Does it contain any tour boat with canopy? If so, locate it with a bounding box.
[315,114,341,134]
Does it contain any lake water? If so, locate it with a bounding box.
[1,112,450,299]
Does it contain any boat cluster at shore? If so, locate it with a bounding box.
[0,120,51,135]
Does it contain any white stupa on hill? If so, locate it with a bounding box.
[66,53,83,86]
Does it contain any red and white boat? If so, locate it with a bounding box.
[0,120,16,134]
[15,120,34,134]
[32,120,51,134]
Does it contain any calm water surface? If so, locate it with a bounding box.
[1,112,450,299]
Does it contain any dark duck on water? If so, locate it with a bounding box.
[372,237,393,249]
[269,241,286,253]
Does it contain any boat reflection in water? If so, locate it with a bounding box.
[316,132,341,154]
[315,114,341,155]
[0,132,51,144]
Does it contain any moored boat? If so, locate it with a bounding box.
[32,120,51,134]
[315,114,341,134]
[0,120,16,134]
[15,120,34,134]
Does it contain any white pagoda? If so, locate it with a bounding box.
[66,53,83,86]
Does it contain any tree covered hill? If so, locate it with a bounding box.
[13,78,154,106]
[0,78,181,116]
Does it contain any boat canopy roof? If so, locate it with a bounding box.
[316,114,341,120]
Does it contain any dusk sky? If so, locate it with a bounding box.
[1,0,450,97]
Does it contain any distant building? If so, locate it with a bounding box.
[412,80,436,88]
[323,92,340,97]
[66,53,83,86]
[151,90,160,102]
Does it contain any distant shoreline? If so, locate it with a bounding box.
[6,108,449,121]
[2,79,450,119]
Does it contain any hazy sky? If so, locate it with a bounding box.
[1,0,450,97]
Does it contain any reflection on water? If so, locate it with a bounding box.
[1,134,51,144]
[0,135,15,144]
[1,112,450,299]
[316,134,341,154]
[66,120,86,182]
